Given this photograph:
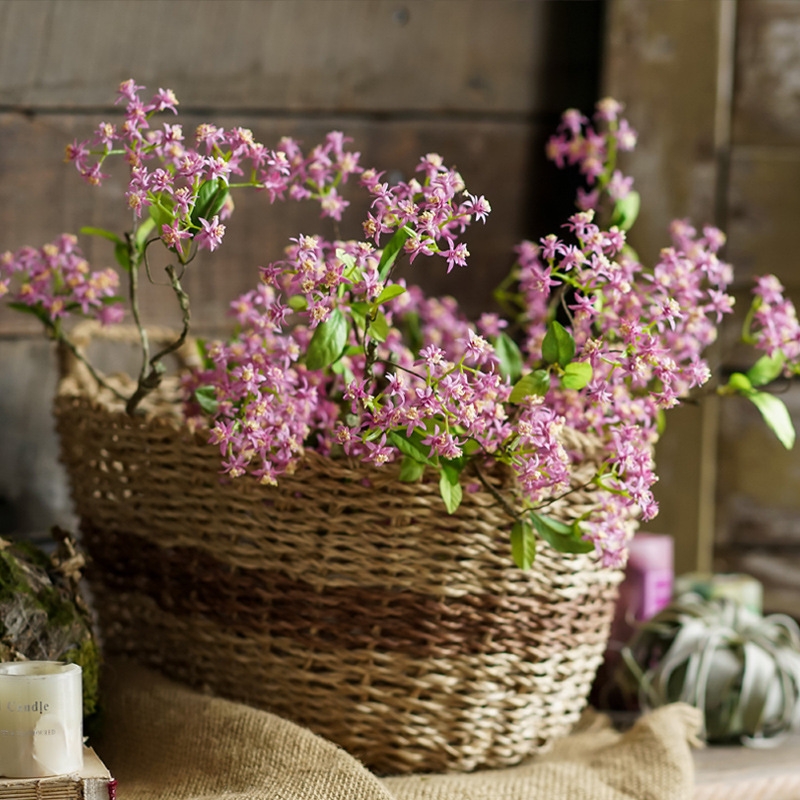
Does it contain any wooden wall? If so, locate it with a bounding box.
[0,0,602,537]
[605,0,800,613]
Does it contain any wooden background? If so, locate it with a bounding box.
[0,0,798,613]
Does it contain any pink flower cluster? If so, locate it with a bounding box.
[182,146,495,485]
[181,97,800,568]
[0,234,123,328]
[545,97,638,211]
[360,157,491,272]
[65,80,364,259]
[5,82,798,571]
[509,212,736,563]
[751,275,800,367]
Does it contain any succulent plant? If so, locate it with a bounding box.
[618,596,800,743]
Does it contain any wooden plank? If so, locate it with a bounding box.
[732,0,800,147]
[0,339,74,537]
[603,0,727,265]
[715,381,800,546]
[725,148,800,287]
[603,0,731,574]
[0,111,545,334]
[0,0,601,115]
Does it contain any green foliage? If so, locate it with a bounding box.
[509,370,550,403]
[438,468,463,513]
[350,302,390,343]
[398,455,426,483]
[373,284,406,306]
[746,352,785,387]
[562,361,593,390]
[610,190,641,231]
[305,308,348,370]
[79,226,123,245]
[494,332,524,382]
[748,392,795,449]
[510,519,536,570]
[542,320,575,368]
[190,178,229,228]
[147,192,175,232]
[387,429,435,466]
[377,227,410,280]
[725,370,795,449]
[194,385,219,414]
[531,512,594,554]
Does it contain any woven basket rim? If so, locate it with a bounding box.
[55,321,608,476]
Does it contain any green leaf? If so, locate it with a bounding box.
[335,248,357,270]
[377,227,410,280]
[748,392,796,449]
[562,360,593,390]
[610,190,641,231]
[351,302,390,343]
[656,408,667,437]
[509,370,551,403]
[190,178,229,228]
[194,386,219,415]
[402,311,424,355]
[7,301,49,324]
[531,512,594,554]
[134,217,156,251]
[747,352,785,387]
[387,429,435,466]
[440,457,464,486]
[728,372,754,394]
[148,194,175,232]
[362,427,385,442]
[79,226,123,245]
[330,359,355,385]
[542,320,575,368]
[114,241,131,271]
[367,311,390,343]
[398,455,427,483]
[305,308,347,371]
[288,295,308,311]
[510,519,537,570]
[494,332,524,382]
[373,284,406,307]
[439,469,463,513]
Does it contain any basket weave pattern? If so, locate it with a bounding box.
[55,346,624,775]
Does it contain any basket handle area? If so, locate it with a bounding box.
[57,320,202,398]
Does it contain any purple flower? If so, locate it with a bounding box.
[195,216,226,252]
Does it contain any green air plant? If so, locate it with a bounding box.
[0,530,100,719]
[618,597,800,744]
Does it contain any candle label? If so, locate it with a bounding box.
[6,701,51,713]
[0,728,56,736]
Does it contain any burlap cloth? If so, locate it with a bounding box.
[94,659,702,800]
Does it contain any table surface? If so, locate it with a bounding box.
[693,736,800,799]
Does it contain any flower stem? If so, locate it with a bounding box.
[125,262,191,416]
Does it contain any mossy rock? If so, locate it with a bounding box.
[0,529,100,719]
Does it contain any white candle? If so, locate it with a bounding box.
[0,662,83,778]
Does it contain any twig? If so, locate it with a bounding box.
[125,263,191,416]
[472,460,518,520]
[56,333,128,402]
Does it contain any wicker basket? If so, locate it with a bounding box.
[55,327,625,775]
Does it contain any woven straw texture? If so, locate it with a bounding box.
[55,327,625,775]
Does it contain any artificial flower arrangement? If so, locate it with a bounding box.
[2,80,799,571]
